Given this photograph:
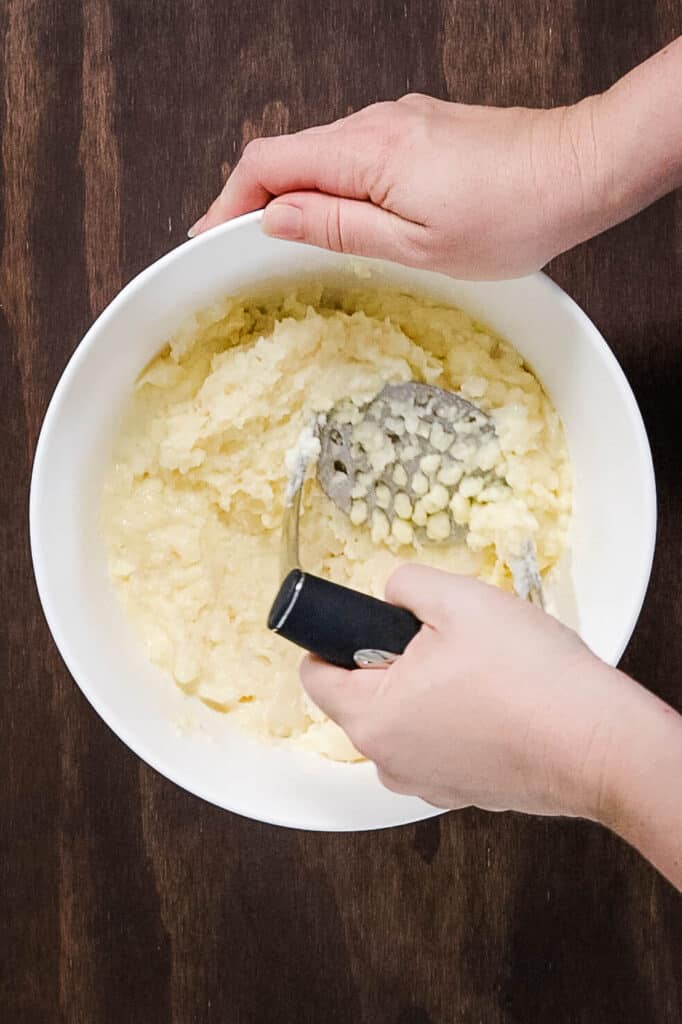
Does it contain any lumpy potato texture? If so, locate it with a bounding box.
[103,287,572,761]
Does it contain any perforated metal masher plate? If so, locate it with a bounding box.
[317,382,497,527]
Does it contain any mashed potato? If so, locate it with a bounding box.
[102,286,572,760]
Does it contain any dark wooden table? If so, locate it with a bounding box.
[2,2,681,1021]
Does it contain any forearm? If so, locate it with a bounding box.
[597,673,682,891]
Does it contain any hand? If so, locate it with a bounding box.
[301,565,649,819]
[190,94,609,279]
[192,38,682,279]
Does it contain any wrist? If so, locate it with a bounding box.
[548,659,672,824]
[533,657,639,823]
[585,670,682,886]
[533,96,620,259]
[604,37,682,201]
[596,682,682,830]
[539,38,682,259]
[558,40,682,251]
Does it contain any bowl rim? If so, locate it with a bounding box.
[29,209,657,830]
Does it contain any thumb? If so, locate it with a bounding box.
[262,192,423,264]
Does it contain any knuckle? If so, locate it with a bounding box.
[376,768,404,793]
[362,135,399,206]
[358,99,397,123]
[395,96,436,148]
[357,101,402,148]
[348,104,410,206]
[241,136,268,164]
[385,562,413,597]
[377,767,415,796]
[397,219,434,265]
[397,91,431,107]
[349,716,387,763]
[323,200,348,253]
[367,732,406,779]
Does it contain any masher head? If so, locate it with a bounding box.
[317,382,498,535]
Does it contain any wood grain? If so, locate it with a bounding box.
[1,1,681,1021]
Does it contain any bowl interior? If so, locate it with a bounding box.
[30,212,656,830]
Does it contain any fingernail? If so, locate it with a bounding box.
[263,203,303,239]
[187,214,206,238]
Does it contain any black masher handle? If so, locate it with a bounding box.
[268,570,421,670]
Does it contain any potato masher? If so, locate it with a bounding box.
[267,382,543,669]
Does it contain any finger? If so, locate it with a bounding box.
[299,655,384,729]
[192,116,388,234]
[387,565,528,635]
[191,156,270,235]
[384,564,467,630]
[261,192,423,262]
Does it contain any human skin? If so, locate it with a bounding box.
[190,38,682,280]
[190,38,682,888]
[301,568,682,892]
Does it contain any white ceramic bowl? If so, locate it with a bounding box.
[30,211,656,831]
